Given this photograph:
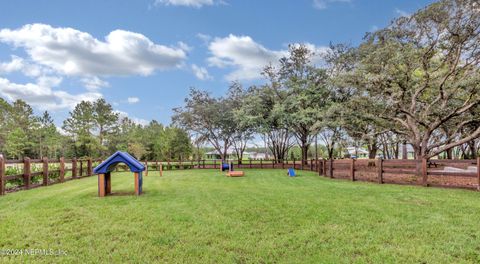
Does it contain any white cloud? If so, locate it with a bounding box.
[191,64,212,80]
[127,97,140,104]
[207,34,328,81]
[313,0,351,10]
[0,55,24,73]
[114,110,149,126]
[0,55,49,77]
[196,33,212,45]
[207,34,286,80]
[81,76,110,90]
[177,41,193,52]
[0,77,101,111]
[154,0,217,8]
[0,24,187,78]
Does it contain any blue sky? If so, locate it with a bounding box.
[0,0,435,126]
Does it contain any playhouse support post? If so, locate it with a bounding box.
[134,172,142,195]
[134,172,139,195]
[98,173,105,197]
[105,172,111,195]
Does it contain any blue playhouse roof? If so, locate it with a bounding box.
[93,151,145,174]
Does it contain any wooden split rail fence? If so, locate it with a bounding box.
[0,157,101,195]
[1,157,479,196]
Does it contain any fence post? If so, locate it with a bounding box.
[145,160,149,176]
[79,160,84,177]
[272,159,275,169]
[322,159,326,177]
[202,160,205,169]
[318,159,322,176]
[293,157,295,169]
[422,158,428,187]
[159,162,163,176]
[72,158,77,179]
[0,156,5,195]
[477,157,480,191]
[59,157,65,183]
[214,159,217,169]
[87,158,92,176]
[249,159,252,169]
[42,157,49,186]
[350,158,355,181]
[24,157,31,190]
[329,159,333,178]
[310,159,313,171]
[377,158,383,184]
[260,159,263,169]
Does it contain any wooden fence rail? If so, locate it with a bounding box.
[0,157,479,196]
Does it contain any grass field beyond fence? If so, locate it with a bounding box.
[1,169,480,263]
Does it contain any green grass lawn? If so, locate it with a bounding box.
[1,169,480,263]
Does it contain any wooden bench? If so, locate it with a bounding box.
[227,171,244,177]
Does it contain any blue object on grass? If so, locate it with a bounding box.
[221,162,233,171]
[288,168,296,177]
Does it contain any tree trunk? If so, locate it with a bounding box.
[368,143,378,159]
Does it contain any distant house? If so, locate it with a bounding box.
[204,150,236,160]
[346,144,416,159]
[345,147,369,159]
[248,152,268,160]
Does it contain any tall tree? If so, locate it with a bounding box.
[5,128,28,159]
[229,82,254,163]
[62,101,97,157]
[93,99,119,156]
[279,44,330,164]
[350,0,480,159]
[173,88,236,161]
[37,111,59,158]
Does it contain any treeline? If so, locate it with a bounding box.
[173,0,480,163]
[0,98,192,160]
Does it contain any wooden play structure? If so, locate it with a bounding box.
[93,151,145,197]
[221,161,244,177]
